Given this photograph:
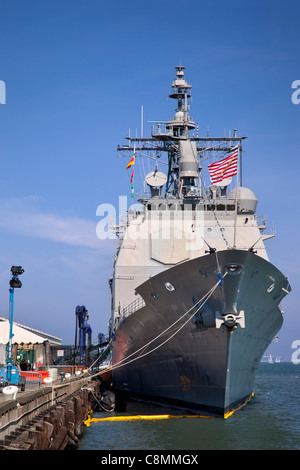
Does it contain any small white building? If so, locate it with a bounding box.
[0,316,61,366]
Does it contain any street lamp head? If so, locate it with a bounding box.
[9,278,22,288]
[11,266,25,276]
[10,266,24,289]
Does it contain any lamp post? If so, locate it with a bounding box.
[6,266,24,383]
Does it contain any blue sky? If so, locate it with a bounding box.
[0,0,299,359]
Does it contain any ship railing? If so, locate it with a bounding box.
[122,295,146,319]
[255,215,267,231]
[151,123,173,138]
[110,210,144,238]
[127,208,144,223]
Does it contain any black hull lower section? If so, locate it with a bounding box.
[112,250,290,417]
[120,389,253,418]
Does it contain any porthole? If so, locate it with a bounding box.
[165,282,175,292]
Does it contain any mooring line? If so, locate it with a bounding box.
[91,273,227,378]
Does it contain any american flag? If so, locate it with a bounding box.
[208,147,238,184]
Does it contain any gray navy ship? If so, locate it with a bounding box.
[109,66,291,417]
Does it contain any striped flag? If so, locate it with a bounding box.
[130,169,134,198]
[126,154,135,198]
[208,147,238,184]
[126,155,135,169]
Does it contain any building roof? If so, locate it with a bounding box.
[0,316,61,346]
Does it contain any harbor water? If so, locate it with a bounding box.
[78,362,299,451]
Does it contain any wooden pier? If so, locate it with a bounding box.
[0,373,101,450]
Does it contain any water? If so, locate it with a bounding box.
[78,363,300,451]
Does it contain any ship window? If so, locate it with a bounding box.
[227,204,235,211]
[217,204,225,211]
[147,204,152,211]
[159,204,166,210]
[206,204,215,211]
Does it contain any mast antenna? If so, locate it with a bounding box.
[141,105,143,138]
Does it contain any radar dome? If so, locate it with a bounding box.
[174,111,184,121]
[228,187,258,213]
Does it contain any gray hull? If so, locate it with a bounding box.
[112,250,290,417]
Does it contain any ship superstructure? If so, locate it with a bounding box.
[109,66,291,417]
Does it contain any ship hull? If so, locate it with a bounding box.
[112,250,290,417]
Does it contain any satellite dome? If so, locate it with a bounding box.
[228,187,258,213]
[145,170,167,198]
[174,111,184,121]
[145,171,167,187]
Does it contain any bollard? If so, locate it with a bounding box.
[43,377,53,385]
[2,385,18,400]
